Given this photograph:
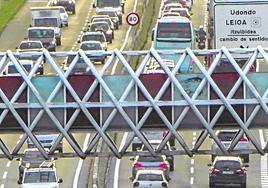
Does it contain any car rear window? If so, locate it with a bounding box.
[217,131,237,141]
[215,160,241,169]
[138,156,163,162]
[138,174,163,181]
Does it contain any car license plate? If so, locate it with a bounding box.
[222,171,234,174]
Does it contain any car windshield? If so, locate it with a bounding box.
[215,161,241,169]
[19,42,42,49]
[157,22,191,39]
[93,18,111,26]
[29,29,54,38]
[80,43,102,50]
[138,174,163,181]
[96,0,120,7]
[82,34,105,42]
[91,23,109,32]
[98,11,117,17]
[24,171,57,183]
[138,156,163,162]
[34,18,58,27]
[8,64,32,74]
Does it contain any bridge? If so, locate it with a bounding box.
[0,47,268,159]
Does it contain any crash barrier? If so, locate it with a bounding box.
[0,47,268,158]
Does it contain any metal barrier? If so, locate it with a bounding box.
[0,47,268,159]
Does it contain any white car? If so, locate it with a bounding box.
[18,165,62,188]
[162,3,183,13]
[132,170,169,188]
[47,6,69,26]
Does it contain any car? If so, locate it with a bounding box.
[2,60,43,76]
[208,156,248,188]
[16,41,45,62]
[79,41,106,64]
[168,8,192,19]
[79,31,107,51]
[50,0,76,14]
[161,12,181,18]
[47,6,69,26]
[16,41,44,53]
[18,163,62,188]
[27,134,63,153]
[91,14,119,29]
[131,155,170,180]
[162,3,183,13]
[211,130,250,162]
[163,0,187,7]
[140,139,175,171]
[97,9,121,25]
[132,132,163,151]
[91,17,116,30]
[132,170,169,188]
[17,148,56,182]
[89,21,114,43]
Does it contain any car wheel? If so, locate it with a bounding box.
[66,22,69,27]
[110,40,112,44]
[209,182,215,188]
[72,8,76,14]
[241,183,246,188]
[58,148,63,153]
[169,157,174,171]
[101,58,106,64]
[56,38,61,46]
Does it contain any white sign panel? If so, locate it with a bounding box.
[214,4,268,49]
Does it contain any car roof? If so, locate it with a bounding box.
[28,27,55,30]
[83,31,105,35]
[80,41,101,45]
[137,169,165,175]
[164,3,183,7]
[214,156,242,162]
[20,40,42,44]
[158,16,190,23]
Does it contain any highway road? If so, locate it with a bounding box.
[0,0,139,187]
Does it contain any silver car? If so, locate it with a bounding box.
[132,170,169,188]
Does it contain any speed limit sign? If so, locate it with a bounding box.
[126,12,140,26]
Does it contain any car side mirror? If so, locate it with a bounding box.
[58,178,63,183]
[207,163,212,167]
[29,24,32,27]
[24,37,28,40]
[15,47,18,50]
[121,3,125,13]
[77,40,81,43]
[244,164,249,168]
[16,158,20,161]
[92,3,96,8]
[17,180,22,184]
[130,157,135,161]
[129,177,134,181]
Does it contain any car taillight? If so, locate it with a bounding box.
[240,137,248,142]
[212,168,220,174]
[134,162,143,168]
[159,163,168,169]
[236,169,245,175]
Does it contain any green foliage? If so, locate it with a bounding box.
[0,0,26,33]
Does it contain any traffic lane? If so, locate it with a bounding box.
[2,133,89,188]
[0,1,47,51]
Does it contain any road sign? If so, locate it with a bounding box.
[126,12,140,26]
[214,4,268,49]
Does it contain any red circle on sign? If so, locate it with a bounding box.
[126,12,140,26]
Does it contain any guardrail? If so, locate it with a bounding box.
[0,47,268,159]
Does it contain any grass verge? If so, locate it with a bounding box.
[0,0,26,34]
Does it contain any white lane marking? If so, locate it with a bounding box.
[72,133,91,188]
[2,172,7,179]
[190,177,194,185]
[113,132,128,188]
[193,132,196,136]
[0,184,4,188]
[19,134,23,139]
[190,167,194,174]
[192,141,195,146]
[191,159,194,165]
[192,136,196,141]
[6,162,10,168]
[260,130,268,188]
[111,0,138,75]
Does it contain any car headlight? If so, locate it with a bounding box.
[51,40,56,45]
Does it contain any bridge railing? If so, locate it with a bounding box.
[0,47,268,159]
